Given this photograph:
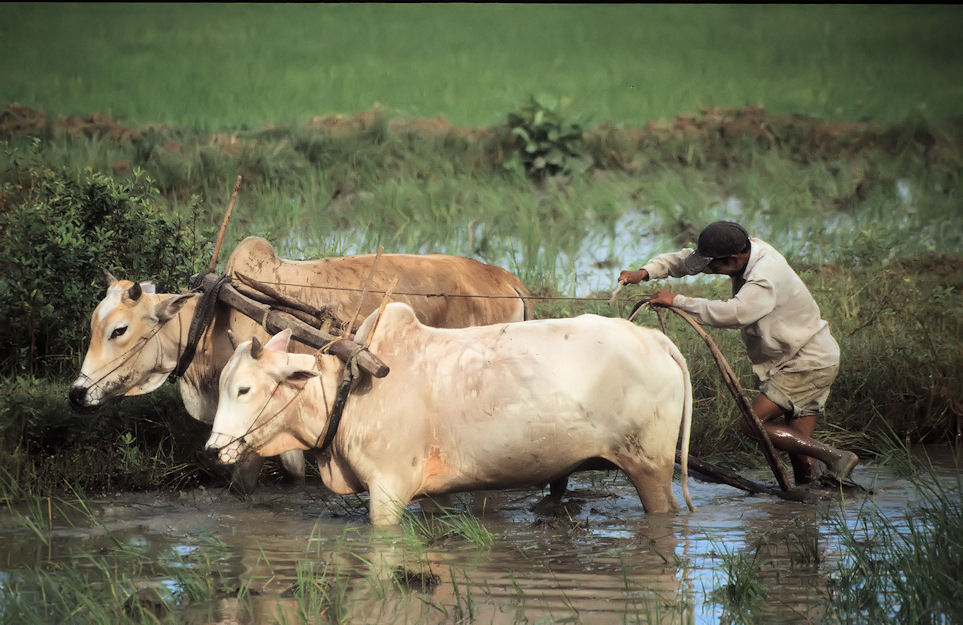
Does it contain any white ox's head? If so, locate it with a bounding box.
[69,271,195,410]
[205,329,320,465]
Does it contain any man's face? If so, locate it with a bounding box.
[706,255,743,276]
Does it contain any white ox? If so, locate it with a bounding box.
[69,237,531,490]
[206,303,694,525]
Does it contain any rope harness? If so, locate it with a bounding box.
[75,328,164,395]
[198,277,631,304]
[171,272,232,379]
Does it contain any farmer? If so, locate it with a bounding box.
[618,220,858,486]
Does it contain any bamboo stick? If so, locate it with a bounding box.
[632,299,792,492]
[346,246,384,333]
[209,175,242,272]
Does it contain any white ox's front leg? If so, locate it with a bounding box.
[368,480,413,526]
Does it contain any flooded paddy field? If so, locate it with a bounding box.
[2,447,959,624]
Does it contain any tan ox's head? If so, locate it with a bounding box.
[205,329,319,465]
[69,271,196,410]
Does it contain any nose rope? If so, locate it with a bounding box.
[78,324,164,394]
[79,294,201,398]
[212,378,307,460]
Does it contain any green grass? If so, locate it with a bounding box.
[826,451,963,623]
[2,4,962,129]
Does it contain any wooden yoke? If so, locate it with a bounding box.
[196,272,389,378]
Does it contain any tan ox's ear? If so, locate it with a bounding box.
[264,329,293,353]
[152,293,196,323]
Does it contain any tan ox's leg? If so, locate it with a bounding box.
[279,450,306,485]
[418,494,453,515]
[615,456,678,514]
[230,454,265,496]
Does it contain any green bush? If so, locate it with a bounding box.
[0,142,214,376]
[504,96,588,179]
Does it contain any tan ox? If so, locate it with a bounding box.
[206,303,694,525]
[69,237,531,490]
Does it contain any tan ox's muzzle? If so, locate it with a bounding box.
[69,377,105,411]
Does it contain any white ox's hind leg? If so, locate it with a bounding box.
[614,455,678,514]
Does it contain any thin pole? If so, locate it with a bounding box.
[209,175,243,272]
[345,246,384,333]
[637,301,792,492]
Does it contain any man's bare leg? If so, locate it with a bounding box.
[743,394,857,485]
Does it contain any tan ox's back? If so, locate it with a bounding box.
[225,237,531,345]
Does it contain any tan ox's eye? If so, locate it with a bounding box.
[110,326,128,339]
[237,386,250,397]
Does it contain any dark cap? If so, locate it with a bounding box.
[684,221,750,272]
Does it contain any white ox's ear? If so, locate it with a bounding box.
[152,293,196,323]
[264,328,293,353]
[274,364,320,389]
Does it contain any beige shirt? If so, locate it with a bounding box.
[642,238,839,380]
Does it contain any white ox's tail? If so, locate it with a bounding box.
[666,339,695,512]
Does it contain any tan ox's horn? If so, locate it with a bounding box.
[102,268,118,286]
[128,282,142,301]
[250,337,263,360]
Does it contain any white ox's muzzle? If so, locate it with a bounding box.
[205,432,250,465]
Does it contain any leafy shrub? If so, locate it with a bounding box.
[504,96,588,179]
[0,143,214,376]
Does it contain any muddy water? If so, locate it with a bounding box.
[1,449,959,624]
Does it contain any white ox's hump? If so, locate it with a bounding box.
[355,302,422,345]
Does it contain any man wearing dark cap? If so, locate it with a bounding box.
[618,221,858,485]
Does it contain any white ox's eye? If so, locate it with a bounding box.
[110,325,128,339]
[237,386,250,397]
